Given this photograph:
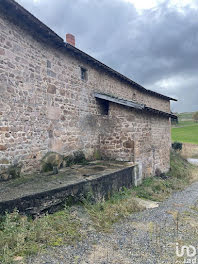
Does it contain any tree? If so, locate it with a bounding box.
[193,112,198,123]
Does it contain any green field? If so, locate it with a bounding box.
[172,123,198,144]
[171,111,198,144]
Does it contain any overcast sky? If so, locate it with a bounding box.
[16,0,198,113]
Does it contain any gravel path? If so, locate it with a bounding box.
[188,158,198,166]
[28,182,198,264]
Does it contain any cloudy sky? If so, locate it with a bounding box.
[16,0,198,113]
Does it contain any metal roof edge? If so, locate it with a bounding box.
[94,92,178,119]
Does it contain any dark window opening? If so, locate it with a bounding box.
[132,92,136,101]
[47,60,51,69]
[98,99,109,115]
[81,67,88,81]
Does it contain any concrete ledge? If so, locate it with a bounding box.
[0,165,138,216]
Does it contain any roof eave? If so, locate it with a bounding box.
[94,92,178,119]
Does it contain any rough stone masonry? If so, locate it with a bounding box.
[0,0,177,178]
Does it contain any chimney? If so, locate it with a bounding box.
[66,33,75,46]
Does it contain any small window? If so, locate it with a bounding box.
[47,60,51,69]
[132,92,136,102]
[98,99,109,115]
[81,67,88,81]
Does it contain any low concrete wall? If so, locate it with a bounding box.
[0,165,140,216]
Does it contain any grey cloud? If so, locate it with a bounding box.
[16,0,198,112]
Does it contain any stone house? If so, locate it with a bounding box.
[0,0,177,178]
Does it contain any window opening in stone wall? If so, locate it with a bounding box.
[47,60,51,68]
[132,92,137,102]
[98,99,109,115]
[81,67,88,81]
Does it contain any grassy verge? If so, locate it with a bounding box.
[83,189,143,232]
[0,208,82,264]
[85,151,196,231]
[134,151,194,201]
[0,151,196,263]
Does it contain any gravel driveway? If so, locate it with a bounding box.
[28,181,198,264]
[188,158,198,166]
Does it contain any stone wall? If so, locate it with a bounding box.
[99,103,171,177]
[0,12,171,176]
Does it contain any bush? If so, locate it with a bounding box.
[7,164,22,179]
[155,168,168,179]
[172,141,183,151]
[193,111,198,122]
[64,151,88,167]
[0,163,22,181]
[41,152,64,173]
[73,151,87,164]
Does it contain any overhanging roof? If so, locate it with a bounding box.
[0,0,177,102]
[94,93,178,119]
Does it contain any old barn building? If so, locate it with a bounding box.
[0,0,177,179]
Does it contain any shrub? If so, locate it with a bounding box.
[40,152,64,173]
[172,141,183,151]
[64,151,88,167]
[64,155,75,167]
[7,164,22,179]
[73,151,87,164]
[155,168,168,179]
[0,163,22,181]
[193,111,198,122]
[155,168,162,177]
[92,149,102,160]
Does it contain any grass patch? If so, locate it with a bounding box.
[84,151,196,231]
[0,207,82,264]
[172,124,198,144]
[84,188,143,232]
[134,151,194,202]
